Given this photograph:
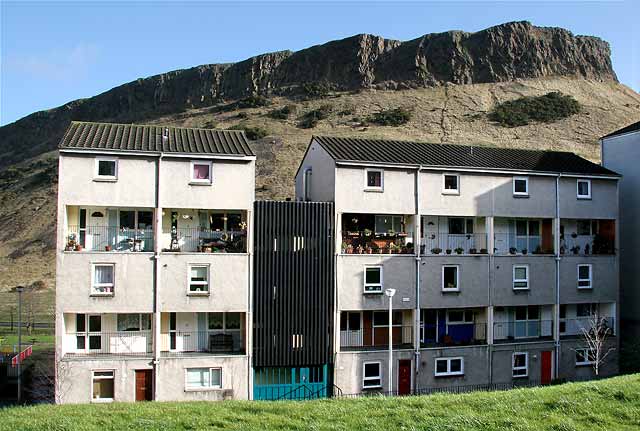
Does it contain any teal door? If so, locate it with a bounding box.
[254,365,328,400]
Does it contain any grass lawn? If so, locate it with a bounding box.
[0,374,639,431]
[0,333,54,352]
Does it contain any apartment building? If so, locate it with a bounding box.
[295,136,620,395]
[601,120,640,343]
[55,121,255,403]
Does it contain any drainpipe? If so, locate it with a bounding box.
[247,201,254,400]
[487,216,494,385]
[153,153,164,400]
[554,174,561,379]
[414,166,422,393]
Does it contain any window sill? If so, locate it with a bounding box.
[363,290,383,295]
[577,287,593,290]
[441,289,460,293]
[90,293,114,297]
[512,374,529,379]
[434,373,464,378]
[189,181,212,186]
[188,292,210,297]
[93,177,117,182]
[442,190,460,196]
[362,385,382,390]
[512,288,530,292]
[184,387,222,392]
[91,398,114,403]
[363,188,384,193]
[513,194,530,198]
[577,196,592,200]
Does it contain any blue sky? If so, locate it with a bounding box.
[1,1,638,126]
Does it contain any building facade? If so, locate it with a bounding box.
[601,121,640,346]
[55,122,255,403]
[295,136,620,395]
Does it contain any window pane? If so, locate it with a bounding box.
[578,266,590,279]
[94,265,114,284]
[514,179,527,193]
[89,335,102,350]
[190,266,208,282]
[186,368,209,388]
[392,311,403,326]
[141,314,151,330]
[137,211,153,229]
[578,181,590,196]
[76,314,86,332]
[76,335,85,350]
[210,213,225,231]
[365,267,381,284]
[373,312,387,326]
[514,354,526,368]
[450,359,462,373]
[528,221,540,236]
[516,220,528,236]
[98,160,116,177]
[367,171,381,187]
[210,369,221,387]
[527,306,539,320]
[444,175,458,190]
[93,377,114,399]
[515,307,527,321]
[436,360,448,374]
[119,211,136,229]
[514,267,527,280]
[466,219,474,234]
[117,314,140,331]
[577,220,591,236]
[576,350,586,363]
[448,311,463,322]
[226,313,241,330]
[208,313,223,330]
[89,315,101,332]
[559,305,566,319]
[348,313,361,330]
[193,164,210,180]
[364,363,379,378]
[448,218,465,235]
[227,213,243,231]
[443,267,458,289]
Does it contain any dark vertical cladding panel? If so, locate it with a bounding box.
[253,201,335,368]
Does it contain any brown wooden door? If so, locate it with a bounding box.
[541,351,552,385]
[135,369,153,401]
[398,360,411,395]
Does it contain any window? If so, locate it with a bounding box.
[188,265,209,294]
[576,220,596,236]
[190,160,213,184]
[185,368,222,390]
[577,179,591,199]
[513,265,529,290]
[434,357,464,377]
[364,266,383,294]
[92,370,114,402]
[448,218,474,235]
[362,362,382,388]
[373,311,403,327]
[559,305,567,334]
[303,168,313,201]
[447,310,474,324]
[513,177,529,196]
[575,348,595,366]
[91,264,114,295]
[76,314,102,351]
[514,306,540,338]
[340,311,362,331]
[443,174,460,195]
[577,264,592,289]
[442,266,459,291]
[117,314,151,332]
[94,158,117,180]
[577,303,597,318]
[374,215,403,235]
[512,352,528,378]
[364,168,383,191]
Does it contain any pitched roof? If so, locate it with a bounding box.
[312,136,619,177]
[601,120,640,139]
[59,121,254,157]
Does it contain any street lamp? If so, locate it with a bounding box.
[384,288,396,395]
[15,286,24,404]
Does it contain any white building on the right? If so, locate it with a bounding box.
[601,120,640,361]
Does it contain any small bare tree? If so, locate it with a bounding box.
[578,313,615,376]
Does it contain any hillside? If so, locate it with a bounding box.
[0,21,639,296]
[1,374,639,430]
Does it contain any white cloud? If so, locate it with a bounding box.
[6,43,99,83]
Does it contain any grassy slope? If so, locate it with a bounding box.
[1,374,639,431]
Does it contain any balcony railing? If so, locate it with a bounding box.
[159,330,245,354]
[421,234,488,255]
[561,236,615,256]
[66,226,154,252]
[561,316,615,338]
[420,322,487,347]
[340,326,413,350]
[493,320,554,342]
[493,233,553,255]
[163,228,247,253]
[68,331,152,356]
[341,231,415,254]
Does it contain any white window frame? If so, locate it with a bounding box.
[184,367,222,390]
[446,310,474,324]
[91,263,115,296]
[363,265,383,294]
[362,361,382,389]
[441,265,460,292]
[513,176,529,197]
[94,157,118,181]
[364,168,384,192]
[190,160,213,185]
[577,179,592,199]
[303,167,313,201]
[512,352,529,378]
[513,265,530,290]
[434,357,464,377]
[442,173,460,195]
[575,348,594,366]
[188,264,210,295]
[91,369,115,403]
[577,264,593,290]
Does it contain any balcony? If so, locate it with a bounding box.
[421,233,488,255]
[159,331,245,356]
[560,219,615,256]
[560,316,615,339]
[65,331,153,357]
[420,308,487,347]
[340,326,413,351]
[161,209,248,253]
[341,213,415,255]
[493,218,555,255]
[65,225,154,252]
[493,320,554,343]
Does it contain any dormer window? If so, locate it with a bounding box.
[364,168,383,191]
[94,158,117,181]
[190,161,212,185]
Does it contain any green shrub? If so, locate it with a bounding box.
[268,105,296,120]
[229,124,269,140]
[489,92,581,127]
[236,95,271,109]
[298,104,332,129]
[369,107,412,126]
[301,81,332,99]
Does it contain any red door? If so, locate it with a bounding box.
[135,370,153,401]
[541,351,552,385]
[398,360,411,395]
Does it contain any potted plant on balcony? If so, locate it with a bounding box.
[75,244,83,251]
[104,245,112,252]
[584,244,590,255]
[571,245,580,255]
[363,229,373,238]
[346,244,353,254]
[509,247,518,255]
[405,242,414,254]
[371,243,380,254]
[455,247,464,255]
[356,245,364,254]
[533,245,542,255]
[469,248,477,254]
[480,248,488,254]
[521,248,528,255]
[366,244,373,254]
[341,241,348,254]
[431,247,442,255]
[445,248,452,254]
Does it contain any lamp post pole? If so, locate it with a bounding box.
[16,286,24,404]
[385,288,396,395]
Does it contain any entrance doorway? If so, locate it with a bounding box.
[541,351,552,385]
[135,369,153,401]
[398,360,411,395]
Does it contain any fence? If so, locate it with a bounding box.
[70,331,152,356]
[163,228,247,253]
[421,234,488,255]
[340,326,413,350]
[493,320,554,341]
[66,226,154,252]
[159,330,244,354]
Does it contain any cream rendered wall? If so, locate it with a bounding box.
[58,154,157,207]
[159,158,254,210]
[294,140,336,202]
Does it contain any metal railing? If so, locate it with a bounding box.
[159,330,245,354]
[340,326,413,350]
[562,237,615,256]
[341,231,415,254]
[69,331,152,356]
[421,234,488,255]
[163,228,247,253]
[420,323,487,347]
[493,320,554,342]
[561,316,615,337]
[66,226,154,252]
[493,233,553,255]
